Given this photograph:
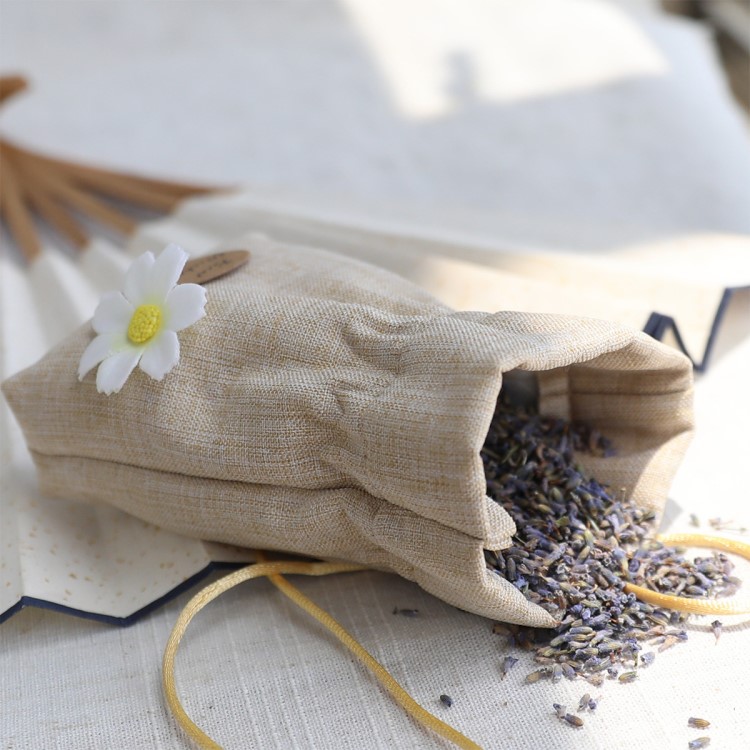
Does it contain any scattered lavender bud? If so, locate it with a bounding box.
[561,663,576,681]
[563,713,584,728]
[392,607,419,617]
[710,620,722,645]
[525,669,547,684]
[500,655,519,678]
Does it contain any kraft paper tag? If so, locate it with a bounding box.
[179,250,250,285]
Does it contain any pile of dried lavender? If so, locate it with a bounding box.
[483,400,738,685]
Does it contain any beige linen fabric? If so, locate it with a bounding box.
[1,236,694,627]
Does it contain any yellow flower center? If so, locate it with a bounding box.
[127,304,162,344]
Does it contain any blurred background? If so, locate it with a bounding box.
[666,0,749,111]
[1,0,749,257]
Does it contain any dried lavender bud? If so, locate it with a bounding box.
[525,669,548,684]
[482,401,737,681]
[563,713,584,728]
[710,620,722,645]
[500,655,519,678]
[552,703,566,719]
[658,636,680,653]
[439,694,453,708]
[577,693,590,712]
[640,652,656,667]
[392,607,419,617]
[618,671,638,684]
[688,718,710,729]
[688,738,711,749]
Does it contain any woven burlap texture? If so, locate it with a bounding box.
[2,236,694,626]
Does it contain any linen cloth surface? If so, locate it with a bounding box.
[1,0,749,748]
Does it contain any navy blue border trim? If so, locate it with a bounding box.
[0,561,243,627]
[643,286,745,373]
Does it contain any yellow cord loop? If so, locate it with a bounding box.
[624,533,750,615]
[162,557,482,750]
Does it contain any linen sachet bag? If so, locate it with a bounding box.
[1,235,694,627]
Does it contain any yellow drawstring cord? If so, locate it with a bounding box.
[162,556,482,750]
[624,533,750,614]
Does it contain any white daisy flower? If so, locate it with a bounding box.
[78,243,207,394]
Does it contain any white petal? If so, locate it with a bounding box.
[123,252,155,305]
[95,349,142,394]
[138,330,180,381]
[164,283,207,331]
[78,332,126,379]
[148,244,189,303]
[92,291,134,334]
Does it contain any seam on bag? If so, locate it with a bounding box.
[28,447,371,497]
[28,448,509,547]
